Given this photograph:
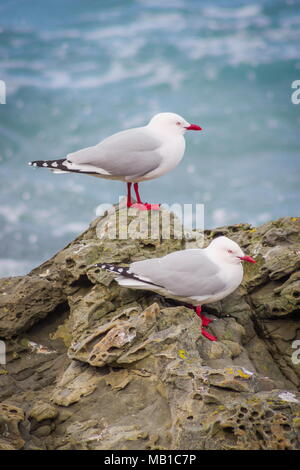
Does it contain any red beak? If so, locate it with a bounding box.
[238,256,256,263]
[185,124,202,131]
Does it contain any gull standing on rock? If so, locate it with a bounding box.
[28,112,202,210]
[94,236,256,341]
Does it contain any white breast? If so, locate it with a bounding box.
[141,135,186,181]
[190,263,243,305]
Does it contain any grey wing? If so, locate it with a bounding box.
[67,127,162,177]
[130,249,226,297]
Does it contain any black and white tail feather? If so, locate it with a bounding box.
[94,262,163,289]
[94,263,203,309]
[28,159,99,175]
[28,159,68,172]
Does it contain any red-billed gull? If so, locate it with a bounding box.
[95,236,256,341]
[28,112,202,210]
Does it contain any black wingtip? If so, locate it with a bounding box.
[92,263,161,288]
[94,263,117,271]
[93,263,129,275]
[28,158,68,170]
[94,263,108,269]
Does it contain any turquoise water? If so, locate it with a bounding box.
[0,0,299,276]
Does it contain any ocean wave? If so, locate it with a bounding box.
[0,59,45,71]
[1,3,299,99]
[140,62,185,90]
[40,29,82,40]
[202,4,262,19]
[137,0,185,8]
[178,30,300,64]
[85,13,186,40]
[0,0,299,279]
[103,37,146,59]
[2,59,186,95]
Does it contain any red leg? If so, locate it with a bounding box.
[193,306,217,341]
[194,306,213,327]
[129,182,160,211]
[133,183,142,204]
[127,182,132,208]
[201,328,217,342]
[194,305,202,318]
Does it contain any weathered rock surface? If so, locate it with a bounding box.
[0,204,299,450]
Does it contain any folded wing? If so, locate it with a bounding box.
[67,127,162,178]
[129,249,226,297]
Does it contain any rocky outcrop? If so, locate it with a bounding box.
[0,204,299,450]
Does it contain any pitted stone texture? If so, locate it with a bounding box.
[0,208,299,450]
[0,403,25,450]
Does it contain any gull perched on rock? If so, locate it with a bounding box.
[94,236,256,341]
[28,112,202,210]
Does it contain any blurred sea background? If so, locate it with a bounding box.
[0,0,299,277]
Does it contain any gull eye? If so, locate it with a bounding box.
[227,249,233,254]
[176,121,181,126]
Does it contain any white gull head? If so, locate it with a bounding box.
[206,236,256,266]
[147,112,202,136]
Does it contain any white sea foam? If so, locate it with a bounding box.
[1,0,299,280]
[0,60,45,71]
[202,5,262,19]
[85,13,185,40]
[2,61,158,95]
[137,0,185,8]
[104,38,146,59]
[179,34,268,65]
[140,62,185,90]
[2,4,299,98]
